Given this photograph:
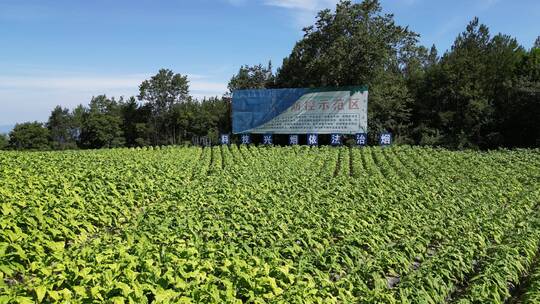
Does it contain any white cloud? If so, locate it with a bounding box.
[263,0,339,27]
[0,72,228,125]
[189,81,228,94]
[264,0,337,11]
[0,73,226,95]
[221,0,338,28]
[0,75,148,91]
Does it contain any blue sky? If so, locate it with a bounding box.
[1,0,539,130]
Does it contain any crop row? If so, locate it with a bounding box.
[0,146,539,303]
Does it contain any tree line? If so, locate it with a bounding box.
[0,69,230,150]
[1,0,538,151]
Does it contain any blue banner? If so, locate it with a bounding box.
[232,88,308,134]
[232,87,368,135]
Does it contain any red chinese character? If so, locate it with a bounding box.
[332,101,344,111]
[319,102,330,111]
[349,98,360,109]
[290,103,301,112]
[304,101,315,111]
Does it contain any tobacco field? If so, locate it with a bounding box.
[1,145,540,303]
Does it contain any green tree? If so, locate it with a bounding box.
[0,133,7,150]
[275,0,420,142]
[413,18,529,148]
[171,100,199,142]
[8,122,50,150]
[120,97,139,147]
[483,33,526,147]
[275,0,419,87]
[119,97,153,147]
[170,97,230,143]
[47,106,77,150]
[79,95,125,149]
[228,62,275,92]
[500,46,540,147]
[369,72,414,144]
[138,69,191,145]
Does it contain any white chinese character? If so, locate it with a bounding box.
[380,134,391,145]
[331,134,341,145]
[289,135,299,145]
[308,134,318,145]
[241,134,250,144]
[356,134,366,145]
[263,135,272,145]
[221,135,229,144]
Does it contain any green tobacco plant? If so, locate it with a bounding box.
[0,146,539,303]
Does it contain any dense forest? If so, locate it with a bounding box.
[1,0,538,151]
